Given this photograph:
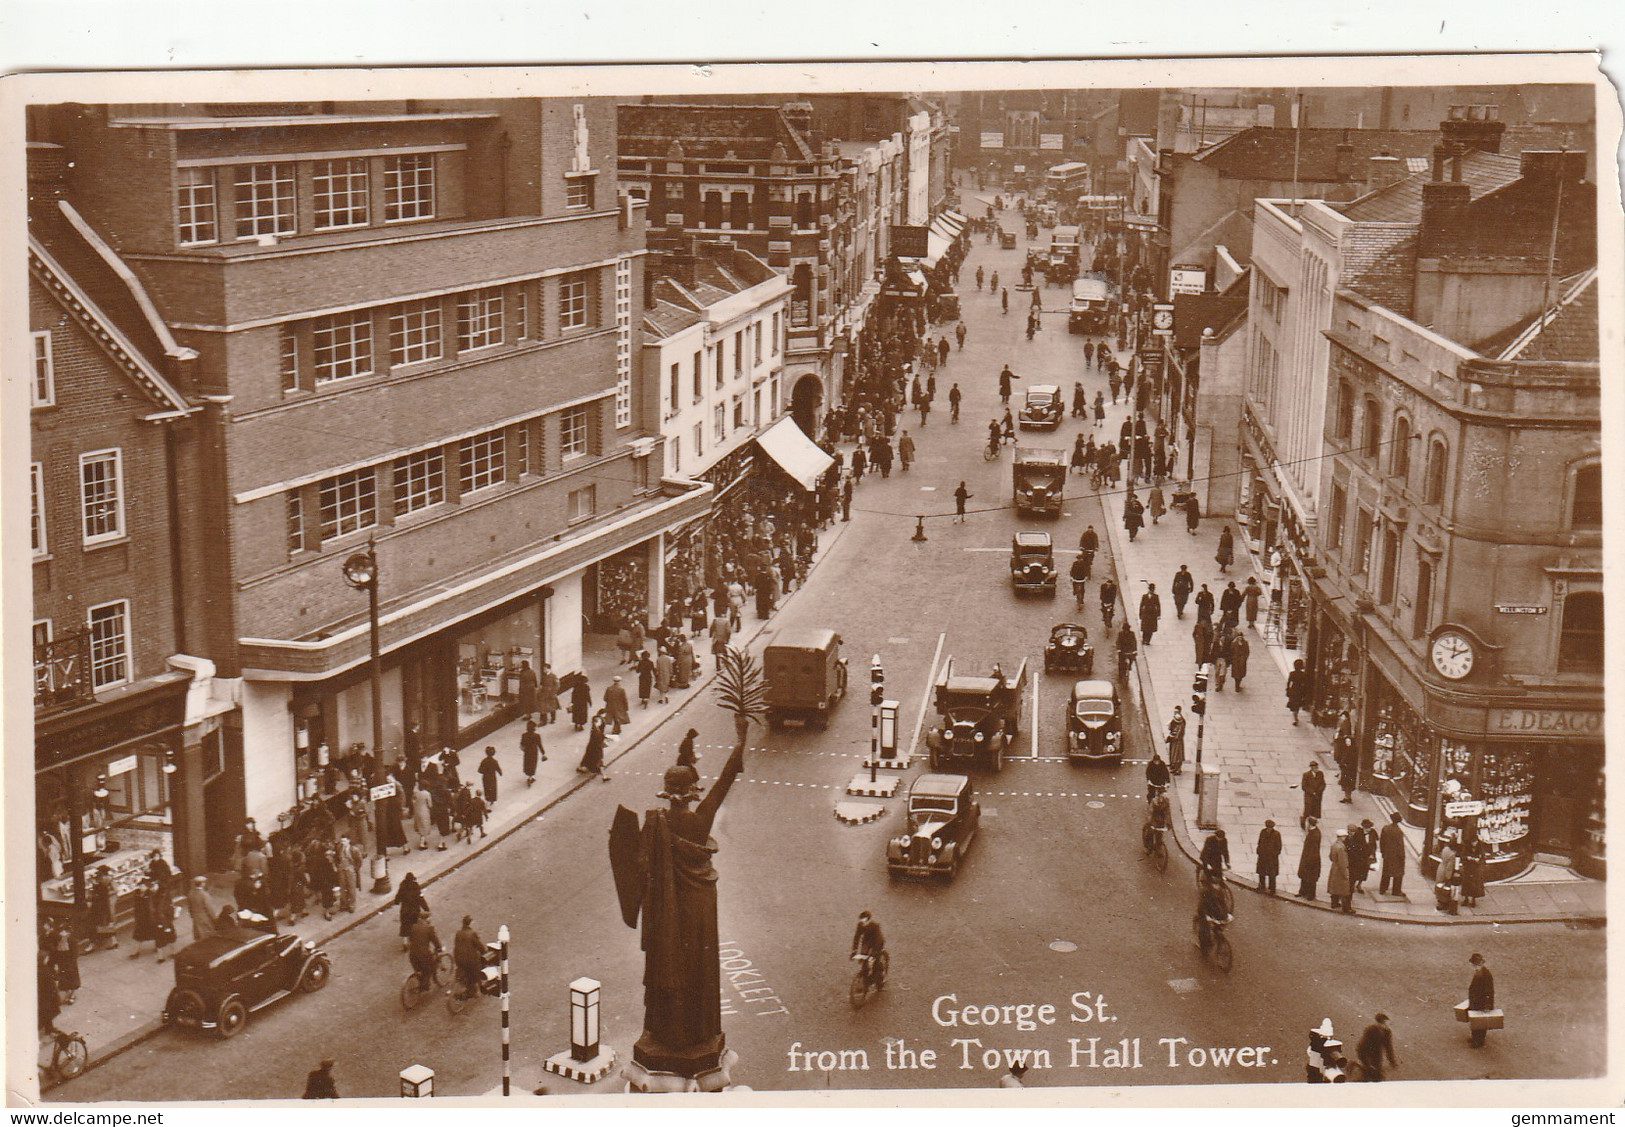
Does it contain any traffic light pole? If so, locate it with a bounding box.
[870,654,884,784]
[1192,662,1211,795]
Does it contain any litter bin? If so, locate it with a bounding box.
[1197,764,1221,829]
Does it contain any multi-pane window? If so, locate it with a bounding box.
[1571,464,1602,529]
[567,485,596,521]
[669,363,681,413]
[457,289,505,352]
[31,462,46,556]
[1390,416,1412,480]
[732,394,746,429]
[459,431,506,495]
[390,300,443,367]
[692,351,703,400]
[1353,508,1375,577]
[1328,482,1346,552]
[715,346,725,389]
[286,492,307,555]
[1413,558,1434,638]
[713,402,727,442]
[234,163,296,237]
[393,450,445,515]
[318,468,377,540]
[566,175,594,210]
[313,158,370,230]
[87,600,130,690]
[176,167,218,245]
[1378,527,1400,604]
[1360,399,1382,460]
[80,449,124,544]
[561,408,589,459]
[312,312,373,384]
[771,312,781,354]
[32,331,54,405]
[1424,439,1448,504]
[515,288,530,340]
[383,153,436,222]
[1333,380,1354,441]
[559,274,590,330]
[692,422,704,458]
[1559,591,1604,672]
[280,324,300,392]
[734,330,744,375]
[754,322,763,364]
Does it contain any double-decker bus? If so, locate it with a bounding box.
[1044,162,1091,203]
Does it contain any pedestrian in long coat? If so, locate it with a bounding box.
[578,713,609,781]
[1328,832,1353,912]
[1138,585,1162,646]
[1123,492,1144,541]
[1467,954,1496,1046]
[1298,819,1323,899]
[1256,820,1282,894]
[516,661,538,721]
[1073,382,1088,418]
[130,881,157,957]
[636,651,655,706]
[393,873,426,946]
[1243,577,1263,630]
[520,721,544,784]
[1185,494,1202,534]
[1229,633,1251,690]
[187,874,217,941]
[681,636,701,686]
[335,844,359,911]
[1347,821,1372,891]
[677,728,700,768]
[1193,618,1213,665]
[49,920,81,1001]
[655,649,675,703]
[1219,581,1243,629]
[431,776,455,841]
[1301,761,1326,828]
[1172,565,1193,618]
[851,445,867,481]
[1215,525,1234,571]
[1194,584,1215,624]
[412,784,435,849]
[569,675,592,730]
[478,746,502,806]
[1460,840,1486,906]
[460,783,487,839]
[1286,658,1312,724]
[1148,484,1166,524]
[537,665,561,725]
[1378,812,1407,895]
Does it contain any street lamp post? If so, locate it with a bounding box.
[342,538,388,890]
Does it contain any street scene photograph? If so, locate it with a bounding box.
[7,55,1615,1105]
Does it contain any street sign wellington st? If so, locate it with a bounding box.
[371,781,398,801]
[1444,800,1485,819]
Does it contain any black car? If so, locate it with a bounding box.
[1011,531,1057,595]
[162,927,331,1039]
[1045,622,1095,675]
[886,774,982,879]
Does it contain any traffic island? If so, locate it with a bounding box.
[542,1046,619,1085]
[834,801,888,824]
[846,773,902,797]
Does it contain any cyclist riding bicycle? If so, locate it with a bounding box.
[1098,577,1118,630]
[1145,750,1172,801]
[851,910,887,984]
[452,914,484,1001]
[1193,869,1231,955]
[1115,622,1138,679]
[1069,554,1090,603]
[407,909,443,994]
[987,419,1002,455]
[1198,829,1230,880]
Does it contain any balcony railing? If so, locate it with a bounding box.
[36,629,96,713]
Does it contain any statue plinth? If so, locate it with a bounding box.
[632,1030,725,1077]
[624,1045,738,1094]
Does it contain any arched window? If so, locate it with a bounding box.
[1558,591,1604,672]
[1361,398,1382,460]
[1571,464,1602,529]
[1333,380,1355,440]
[1391,416,1412,480]
[1423,438,1448,504]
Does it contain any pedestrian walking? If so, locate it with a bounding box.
[478,746,502,807]
[1466,953,1497,1047]
[954,481,973,523]
[1001,287,1009,314]
[1072,382,1087,419]
[975,265,985,291]
[459,782,488,839]
[516,660,538,722]
[655,648,674,703]
[1194,583,1214,624]
[1192,618,1213,665]
[519,721,545,785]
[1336,732,1358,804]
[1124,491,1144,542]
[1148,484,1165,524]
[689,590,709,637]
[1216,525,1234,572]
[128,879,157,959]
[1184,493,1202,534]
[1297,817,1323,900]
[1356,1015,1398,1081]
[841,475,853,522]
[898,430,916,471]
[1211,625,1231,689]
[937,336,949,367]
[569,674,592,731]
[1328,829,1354,913]
[709,613,733,671]
[1138,583,1161,646]
[47,919,81,1005]
[1256,820,1282,894]
[578,712,610,781]
[1229,632,1250,690]
[604,676,631,734]
[1218,581,1242,630]
[956,322,967,350]
[1084,339,1095,368]
[1165,706,1187,774]
[1108,368,1122,404]
[1093,391,1106,427]
[1460,839,1486,907]
[537,663,560,725]
[412,782,435,850]
[1435,837,1461,914]
[1301,761,1326,828]
[636,650,655,707]
[1171,564,1193,619]
[304,1059,340,1099]
[676,728,700,768]
[850,444,867,482]
[1285,658,1311,724]
[186,874,217,941]
[1242,577,1263,630]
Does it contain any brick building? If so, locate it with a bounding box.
[31,98,708,838]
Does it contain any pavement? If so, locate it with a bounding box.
[42,515,853,1082]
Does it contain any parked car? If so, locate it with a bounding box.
[763,628,848,730]
[1018,385,1064,430]
[886,773,982,879]
[1066,678,1123,764]
[924,657,1027,772]
[999,228,1017,249]
[1045,623,1095,676]
[1011,531,1057,595]
[162,927,331,1039]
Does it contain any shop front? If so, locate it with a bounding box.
[35,671,194,931]
[1238,410,1314,652]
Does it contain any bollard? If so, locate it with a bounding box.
[400,1064,434,1097]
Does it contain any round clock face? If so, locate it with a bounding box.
[1153,310,1174,330]
[1431,631,1475,680]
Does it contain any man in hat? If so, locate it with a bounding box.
[999,1061,1029,1088]
[1466,953,1496,1047]
[1356,1013,1398,1081]
[604,675,631,735]
[187,875,217,941]
[1378,811,1408,896]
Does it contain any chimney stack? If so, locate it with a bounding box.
[1519,150,1588,184]
[1419,180,1471,256]
[26,141,69,200]
[1366,152,1406,192]
[1334,140,1354,180]
[1440,104,1506,155]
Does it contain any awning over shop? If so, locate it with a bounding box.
[931,214,965,243]
[925,230,950,266]
[755,416,834,491]
[888,260,929,292]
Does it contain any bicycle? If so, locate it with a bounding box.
[984,438,1001,461]
[1100,602,1115,632]
[447,943,502,1015]
[849,950,889,1009]
[400,951,454,1010]
[1194,911,1234,973]
[1197,867,1235,918]
[1141,820,1170,873]
[1072,580,1087,611]
[40,1027,88,1083]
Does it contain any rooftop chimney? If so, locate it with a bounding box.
[1518,150,1588,184]
[1334,141,1354,180]
[1419,180,1471,256]
[26,141,68,199]
[1366,152,1406,191]
[1440,104,1506,155]
[781,101,815,145]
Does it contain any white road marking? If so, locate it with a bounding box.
[1030,671,1040,758]
[920,486,938,491]
[907,632,948,763]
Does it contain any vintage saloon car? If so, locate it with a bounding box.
[1011,531,1057,595]
[1045,622,1095,675]
[925,656,1027,772]
[162,927,331,1039]
[1066,678,1123,764]
[886,773,982,879]
[1018,385,1065,430]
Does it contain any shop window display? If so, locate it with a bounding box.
[455,603,541,735]
[1475,748,1534,865]
[38,748,175,906]
[1578,761,1605,878]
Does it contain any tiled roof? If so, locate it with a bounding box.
[617,104,814,161]
[642,298,706,338]
[1473,269,1599,362]
[1191,127,1438,181]
[1173,206,1256,268]
[1341,150,1524,221]
[1172,286,1248,348]
[1343,236,1419,317]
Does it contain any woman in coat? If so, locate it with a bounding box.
[286,844,309,923]
[1148,484,1166,524]
[655,649,674,704]
[578,712,609,781]
[392,872,426,948]
[1436,839,1461,914]
[412,783,435,850]
[1327,832,1353,913]
[1285,658,1312,725]
[431,776,455,846]
[569,675,593,731]
[636,651,655,708]
[308,846,339,921]
[150,880,178,961]
[478,747,502,807]
[516,661,538,722]
[1255,820,1282,895]
[1459,840,1486,907]
[129,881,157,959]
[1297,819,1323,900]
[1184,494,1202,535]
[49,920,81,1003]
[1215,525,1234,571]
[520,721,544,785]
[536,664,561,726]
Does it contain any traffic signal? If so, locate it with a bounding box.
[870,654,885,707]
[1191,664,1210,716]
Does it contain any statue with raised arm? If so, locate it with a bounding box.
[611,742,745,1086]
